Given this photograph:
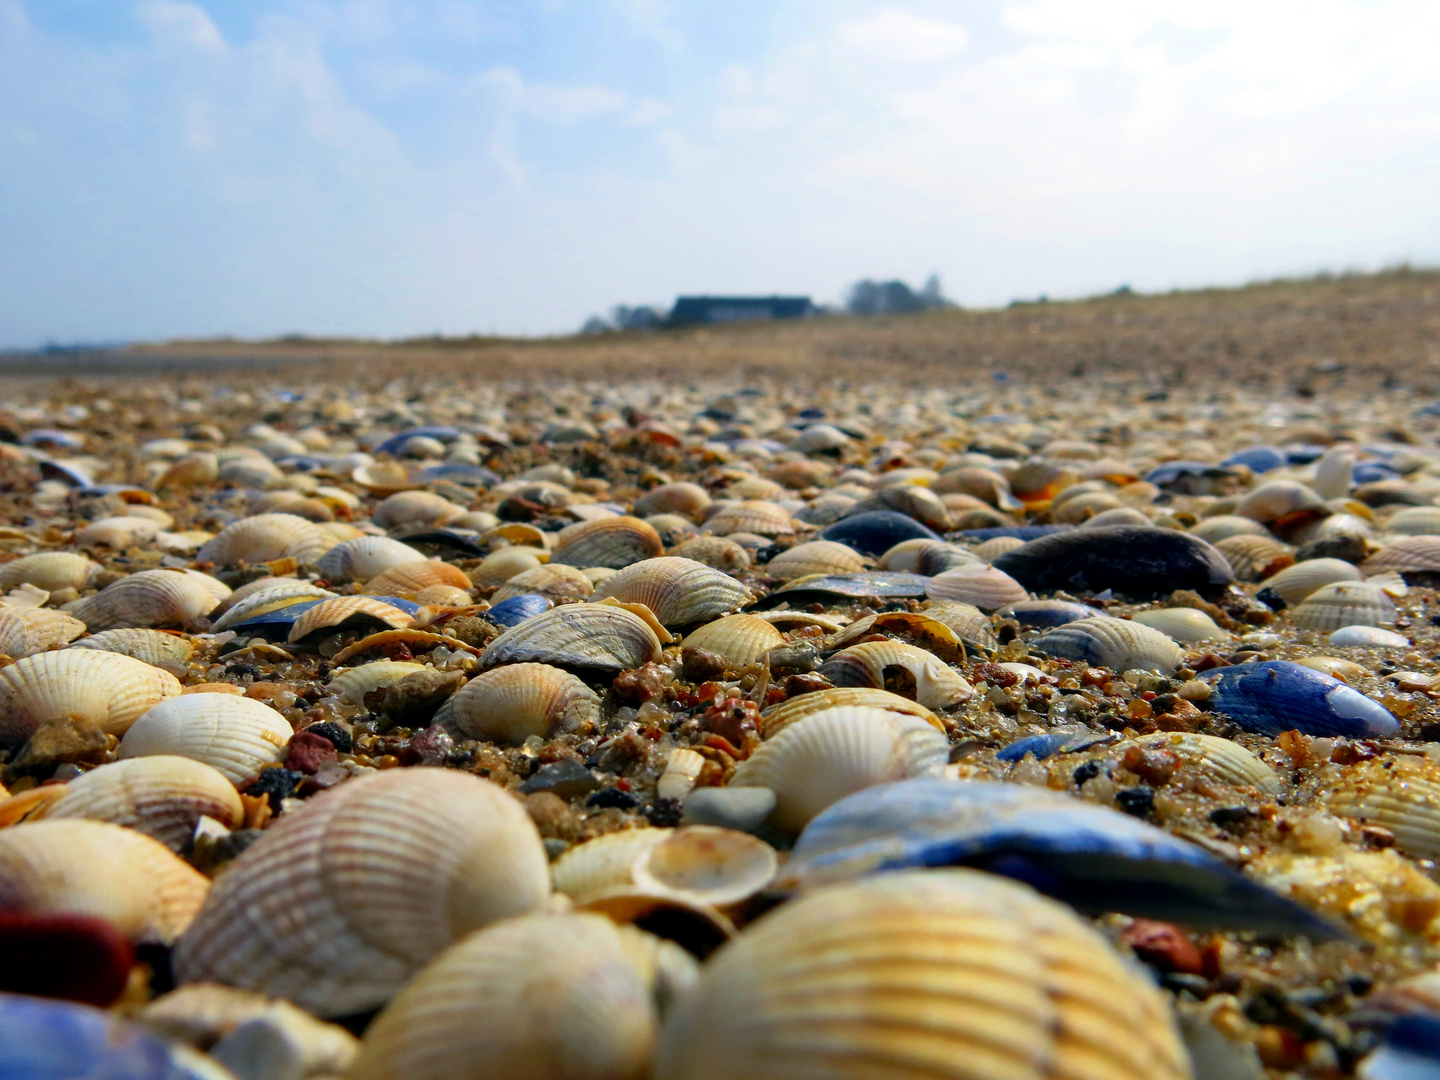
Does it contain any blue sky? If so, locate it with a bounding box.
[2,1,1439,346]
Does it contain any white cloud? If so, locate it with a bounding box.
[362,59,444,98]
[835,10,969,64]
[625,98,673,125]
[482,67,628,124]
[612,0,684,53]
[136,0,225,52]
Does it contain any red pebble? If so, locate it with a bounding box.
[0,913,134,1006]
[285,730,338,773]
[1121,918,1204,975]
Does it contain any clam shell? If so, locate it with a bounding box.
[922,600,1000,651]
[1289,581,1396,631]
[36,755,244,851]
[442,662,600,744]
[0,650,182,744]
[635,482,712,520]
[1295,656,1368,681]
[1201,659,1399,738]
[657,748,706,802]
[471,547,547,588]
[1327,756,1440,859]
[0,607,86,658]
[1259,558,1363,606]
[1080,506,1152,528]
[480,603,662,672]
[491,564,594,603]
[75,515,163,548]
[680,614,785,667]
[71,568,229,630]
[1030,615,1183,671]
[371,491,464,529]
[552,517,664,569]
[999,598,1096,628]
[0,819,208,944]
[970,535,1026,561]
[196,513,333,566]
[1235,479,1328,525]
[173,770,551,1016]
[327,660,427,704]
[316,537,426,583]
[286,596,415,644]
[845,486,951,531]
[759,686,941,739]
[363,560,472,598]
[924,563,1028,610]
[632,827,777,908]
[992,525,1233,598]
[876,537,949,572]
[819,640,975,710]
[669,536,751,572]
[829,611,965,664]
[1136,732,1279,792]
[728,706,949,834]
[591,557,753,626]
[763,540,866,580]
[0,552,98,592]
[119,694,293,783]
[70,627,196,665]
[1382,506,1440,536]
[552,829,672,901]
[1362,535,1440,575]
[653,869,1190,1080]
[210,582,337,632]
[1213,533,1294,581]
[1052,489,1123,523]
[702,501,795,537]
[1328,625,1410,648]
[1312,447,1354,499]
[348,913,657,1080]
[1130,607,1229,643]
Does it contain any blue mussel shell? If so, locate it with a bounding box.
[818,511,940,556]
[1203,660,1399,738]
[485,593,553,628]
[0,993,216,1080]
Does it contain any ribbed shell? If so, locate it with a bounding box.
[287,596,414,643]
[197,514,333,566]
[1029,616,1183,671]
[0,819,209,944]
[635,482,712,519]
[316,537,427,583]
[119,694,292,784]
[210,582,337,632]
[372,491,464,529]
[552,829,673,901]
[173,770,551,1017]
[442,663,600,744]
[348,913,657,1080]
[829,612,965,663]
[0,607,86,658]
[1289,581,1397,632]
[37,755,243,851]
[765,541,867,580]
[363,560,472,597]
[681,615,785,667]
[1259,558,1364,606]
[1189,515,1272,543]
[492,564,595,603]
[876,538,947,572]
[328,661,427,704]
[472,547,547,588]
[1130,607,1229,643]
[633,827,778,908]
[0,650,182,744]
[552,517,664,570]
[591,557,753,626]
[70,628,195,666]
[75,515,162,548]
[71,569,229,630]
[0,552,98,592]
[1136,732,1279,793]
[669,536,752,572]
[1327,757,1440,860]
[703,501,796,537]
[971,535,1027,561]
[925,564,1028,611]
[480,604,662,672]
[819,641,974,710]
[759,687,941,739]
[1382,506,1440,536]
[1363,536,1440,574]
[653,869,1190,1080]
[1213,534,1294,581]
[1053,490,1122,524]
[728,706,949,834]
[923,600,1001,652]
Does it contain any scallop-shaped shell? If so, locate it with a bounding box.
[371,491,464,529]
[818,641,974,711]
[1130,607,1229,643]
[442,663,599,744]
[287,596,414,644]
[680,615,785,668]
[1213,533,1295,581]
[196,514,333,566]
[210,582,337,632]
[119,694,292,784]
[728,706,949,834]
[75,515,163,548]
[1029,615,1183,671]
[633,827,778,908]
[552,517,664,569]
[758,687,941,739]
[552,829,673,900]
[0,819,209,944]
[35,756,244,851]
[971,535,1026,561]
[327,660,427,704]
[71,569,228,630]
[1312,447,1354,499]
[1362,535,1440,575]
[591,557,753,626]
[1189,515,1272,543]
[652,869,1190,1080]
[1259,558,1364,606]
[922,600,1000,652]
[1052,490,1122,524]
[348,913,657,1080]
[316,537,426,583]
[669,536,751,572]
[763,541,866,580]
[924,564,1028,610]
[1382,506,1440,536]
[363,560,472,598]
[1289,581,1396,631]
[702,501,796,537]
[0,607,86,658]
[1235,479,1328,524]
[471,547,546,588]
[0,650,182,744]
[70,628,196,665]
[173,770,551,1017]
[480,604,663,672]
[635,482,712,520]
[1080,506,1152,529]
[1136,732,1279,792]
[1328,625,1410,648]
[491,564,595,603]
[829,611,965,663]
[0,552,99,592]
[1327,756,1440,860]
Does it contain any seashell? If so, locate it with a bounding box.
[993,525,1233,598]
[875,536,943,572]
[173,770,551,1016]
[372,491,464,529]
[0,607,86,658]
[829,611,965,664]
[1313,447,1355,499]
[1258,557,1364,606]
[1327,756,1440,860]
[69,627,195,665]
[633,826,777,908]
[1295,655,1368,681]
[1130,607,1229,642]
[817,510,938,556]
[552,516,664,569]
[1051,489,1122,524]
[414,584,474,606]
[196,513,333,566]
[1189,515,1273,543]
[1030,615,1183,671]
[1382,506,1440,536]
[209,581,335,631]
[591,557,753,626]
[484,593,553,628]
[552,829,672,900]
[998,598,1096,628]
[70,569,227,632]
[703,501,796,538]
[1136,732,1279,792]
[1328,625,1410,648]
[0,650,182,744]
[1009,461,1080,505]
[819,640,974,710]
[653,868,1192,1080]
[1235,479,1329,529]
[480,603,663,672]
[1290,581,1396,631]
[1080,506,1152,528]
[441,663,599,744]
[471,546,546,588]
[1362,535,1440,576]
[728,706,949,834]
[669,536,751,572]
[1291,511,1375,545]
[643,513,697,545]
[363,559,472,598]
[763,540,866,580]
[1367,570,1410,597]
[286,596,415,644]
[480,522,551,550]
[0,819,208,944]
[933,465,1018,507]
[924,563,1028,610]
[491,563,595,603]
[327,660,427,704]
[657,748,707,802]
[1201,659,1399,738]
[916,600,999,652]
[119,694,292,783]
[680,614,785,667]
[156,450,219,488]
[762,571,929,609]
[1214,533,1295,580]
[970,534,1026,561]
[635,481,712,520]
[316,536,427,583]
[74,515,162,548]
[844,486,951,532]
[34,756,244,851]
[758,686,940,739]
[780,779,1342,937]
[348,913,658,1080]
[0,552,99,592]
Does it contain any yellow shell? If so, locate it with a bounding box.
[287,596,414,644]
[1129,607,1229,643]
[71,568,230,630]
[971,535,1026,562]
[471,547,546,588]
[0,552,99,592]
[702,501,795,537]
[316,536,427,582]
[1136,732,1279,793]
[669,536,751,572]
[371,491,465,529]
[491,563,594,603]
[0,649,182,744]
[923,600,1001,652]
[75,516,163,548]
[364,560,472,598]
[877,537,949,572]
[552,516,664,569]
[764,541,866,580]
[1213,534,1295,581]
[480,603,662,672]
[591,557,754,626]
[818,640,974,710]
[70,628,196,666]
[1052,490,1123,524]
[828,611,965,664]
[1327,756,1440,860]
[0,818,209,944]
[924,564,1028,610]
[119,694,292,783]
[653,869,1190,1080]
[635,482,712,520]
[680,615,785,667]
[1295,656,1368,681]
[759,686,940,739]
[441,662,600,744]
[0,606,86,658]
[197,513,334,566]
[173,770,551,1016]
[327,660,428,704]
[210,582,337,632]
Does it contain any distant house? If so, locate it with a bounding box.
[668,296,815,326]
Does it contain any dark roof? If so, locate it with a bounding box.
[669,295,814,326]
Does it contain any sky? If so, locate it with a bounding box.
[2,1,1439,346]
